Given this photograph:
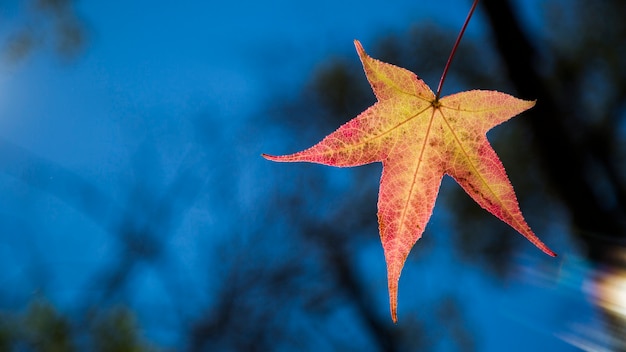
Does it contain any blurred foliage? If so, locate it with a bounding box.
[1,0,85,62]
[90,307,156,352]
[0,299,155,351]
[22,300,73,351]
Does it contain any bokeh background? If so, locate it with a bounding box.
[0,0,624,350]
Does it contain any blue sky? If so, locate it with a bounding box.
[0,0,604,350]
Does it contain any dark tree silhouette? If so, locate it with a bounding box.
[482,0,626,265]
[2,0,85,61]
[1,0,623,351]
[481,0,626,349]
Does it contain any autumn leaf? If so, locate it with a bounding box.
[262,40,556,323]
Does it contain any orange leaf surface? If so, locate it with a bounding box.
[263,40,556,323]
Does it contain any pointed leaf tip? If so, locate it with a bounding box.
[354,40,365,57]
[544,247,557,257]
[261,153,279,161]
[390,285,398,323]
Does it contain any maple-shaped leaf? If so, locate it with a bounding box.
[263,40,556,323]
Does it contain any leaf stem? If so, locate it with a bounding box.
[435,0,479,100]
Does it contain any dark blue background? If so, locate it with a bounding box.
[0,0,610,350]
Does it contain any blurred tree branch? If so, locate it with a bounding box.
[481,0,626,265]
[2,0,623,350]
[2,0,85,61]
